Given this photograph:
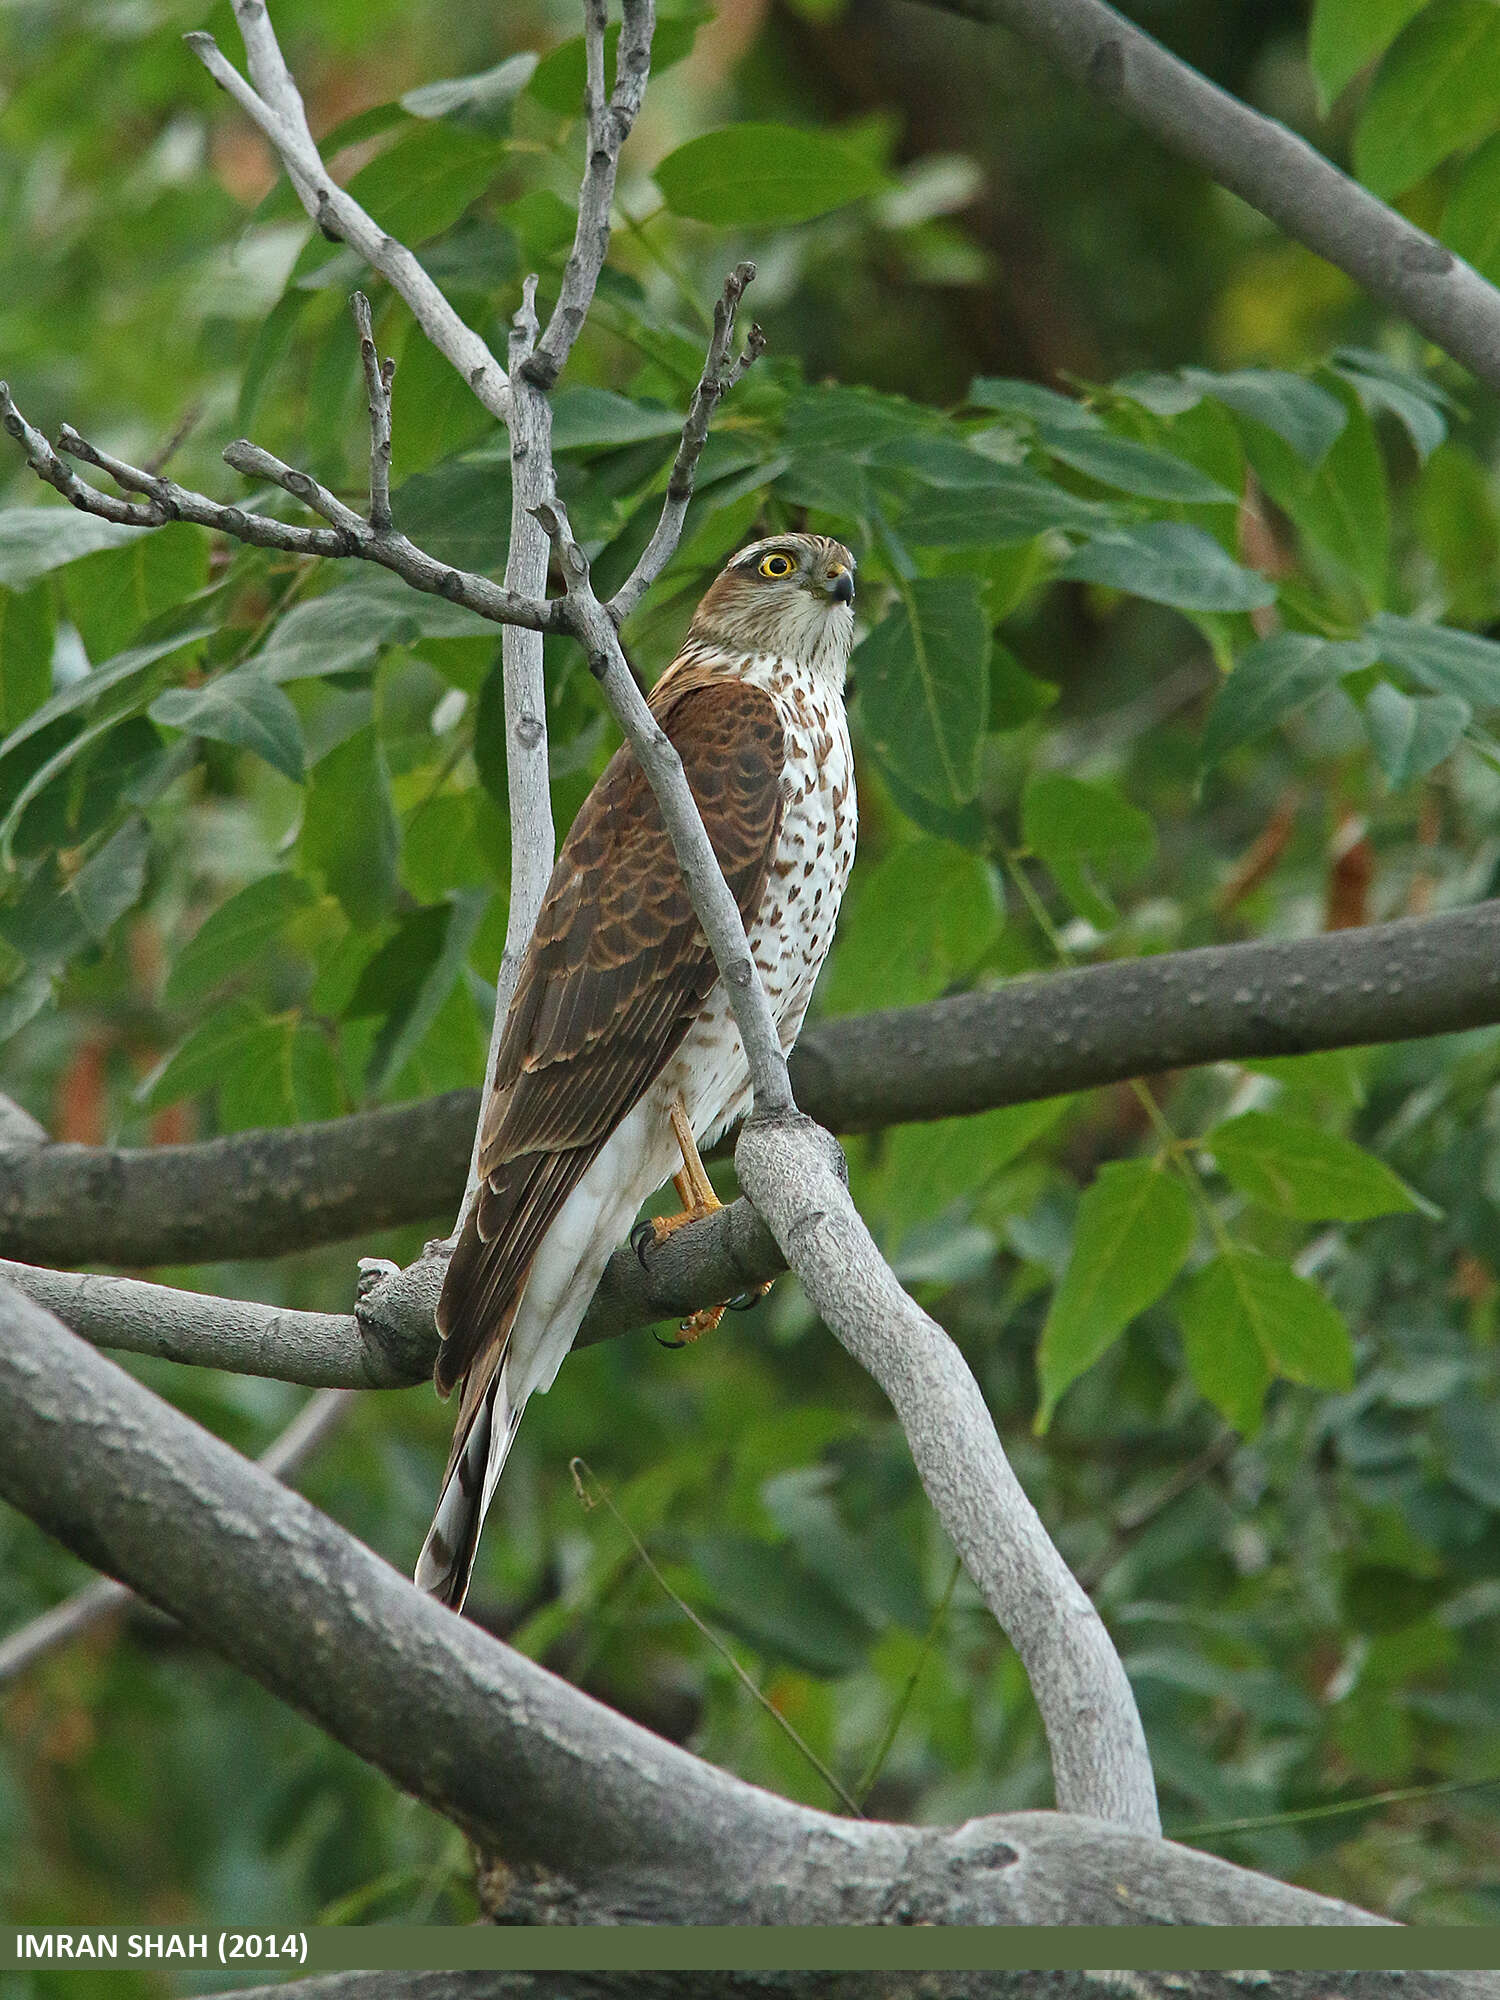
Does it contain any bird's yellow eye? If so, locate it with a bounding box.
[758,552,795,579]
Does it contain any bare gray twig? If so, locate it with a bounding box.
[352,290,395,532]
[913,0,1500,398]
[184,7,511,422]
[525,0,657,391]
[609,260,768,626]
[0,382,562,632]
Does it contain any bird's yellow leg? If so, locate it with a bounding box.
[653,1101,722,1237]
[650,1101,727,1343]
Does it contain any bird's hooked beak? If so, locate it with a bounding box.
[824,562,855,606]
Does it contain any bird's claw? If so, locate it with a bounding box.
[630,1218,656,1268]
[728,1279,774,1313]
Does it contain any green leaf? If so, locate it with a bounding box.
[855,576,990,809]
[1177,1246,1355,1415]
[1367,611,1500,706]
[989,641,1058,732]
[1175,1260,1273,1434]
[898,466,1112,546]
[1203,1111,1420,1221]
[654,123,885,226]
[1333,349,1450,463]
[150,671,306,781]
[342,122,505,248]
[1201,632,1376,766]
[822,839,998,1014]
[879,1097,1071,1225]
[1021,771,1156,928]
[250,573,493,682]
[67,815,149,941]
[165,874,318,1006]
[866,434,1012,488]
[689,1532,875,1676]
[1036,425,1237,504]
[63,522,209,661]
[1416,442,1500,625]
[399,52,537,132]
[969,378,1103,429]
[0,626,213,759]
[784,384,940,458]
[0,507,148,589]
[1058,523,1276,611]
[1309,0,1428,109]
[549,388,686,452]
[1244,382,1389,607]
[235,286,312,434]
[0,583,53,734]
[137,997,268,1112]
[389,457,514,574]
[352,890,487,1094]
[1363,681,1470,784]
[297,723,398,929]
[1036,1160,1196,1428]
[1442,130,1500,283]
[1354,0,1500,198]
[1182,368,1348,464]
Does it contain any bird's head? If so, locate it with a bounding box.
[688,533,856,681]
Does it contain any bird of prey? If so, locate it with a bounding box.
[416,532,858,1610]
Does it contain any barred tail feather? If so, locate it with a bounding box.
[414,1365,527,1611]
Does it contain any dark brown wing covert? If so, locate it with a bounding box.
[434,672,785,1398]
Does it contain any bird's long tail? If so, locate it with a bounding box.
[414,1361,527,1611]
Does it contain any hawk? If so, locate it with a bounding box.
[416,533,858,1609]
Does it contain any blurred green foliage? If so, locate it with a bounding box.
[6,0,1500,1971]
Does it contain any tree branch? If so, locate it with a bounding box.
[608,260,767,626]
[0,381,563,633]
[0,1385,348,1686]
[0,1278,1399,1928]
[736,1111,1158,1833]
[910,0,1500,397]
[457,281,558,1236]
[524,0,656,392]
[184,5,511,423]
[6,900,1499,1269]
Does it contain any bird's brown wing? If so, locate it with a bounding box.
[434,670,786,1402]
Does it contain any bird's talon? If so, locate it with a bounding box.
[630,1218,656,1267]
[653,1327,687,1350]
[728,1278,775,1313]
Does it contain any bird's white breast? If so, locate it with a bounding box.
[657,650,857,1150]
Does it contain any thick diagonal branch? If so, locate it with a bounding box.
[0,1386,348,1686]
[0,1278,1398,1927]
[738,1111,1159,1832]
[913,0,1500,397]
